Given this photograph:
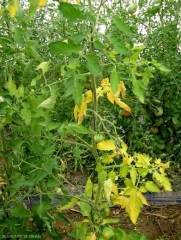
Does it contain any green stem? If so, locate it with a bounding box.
[0,128,10,185]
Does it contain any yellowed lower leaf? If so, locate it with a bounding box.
[126,189,142,224]
[97,140,116,151]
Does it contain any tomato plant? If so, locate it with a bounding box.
[0,0,178,239]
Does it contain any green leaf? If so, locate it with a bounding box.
[73,82,84,108]
[28,0,39,20]
[112,16,132,34]
[14,27,24,47]
[102,218,119,225]
[80,201,91,216]
[145,181,161,192]
[120,164,129,178]
[12,180,34,188]
[58,2,85,22]
[48,40,79,56]
[107,34,128,55]
[38,97,56,110]
[69,229,86,239]
[17,84,24,98]
[21,103,31,125]
[54,212,70,223]
[98,170,107,186]
[23,60,35,79]
[10,206,32,218]
[73,146,81,159]
[36,61,51,75]
[137,168,148,177]
[4,75,17,96]
[110,71,122,94]
[151,60,170,72]
[131,75,145,103]
[93,40,105,50]
[86,54,102,77]
[85,178,93,198]
[65,122,91,134]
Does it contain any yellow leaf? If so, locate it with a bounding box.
[74,101,87,125]
[130,168,137,186]
[119,81,126,98]
[123,156,133,165]
[160,161,170,169]
[57,197,78,211]
[96,87,104,97]
[38,0,47,8]
[115,98,132,112]
[102,152,116,164]
[0,8,5,17]
[7,0,19,18]
[120,140,128,152]
[76,0,81,3]
[103,85,110,93]
[153,172,172,191]
[137,190,148,206]
[126,189,142,224]
[84,90,92,103]
[107,91,115,104]
[115,196,128,208]
[111,184,119,198]
[101,78,109,86]
[135,153,151,168]
[97,140,116,151]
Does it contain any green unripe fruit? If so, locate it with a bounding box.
[128,3,138,14]
[94,133,104,143]
[154,107,163,117]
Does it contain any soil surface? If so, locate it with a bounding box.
[51,205,181,240]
